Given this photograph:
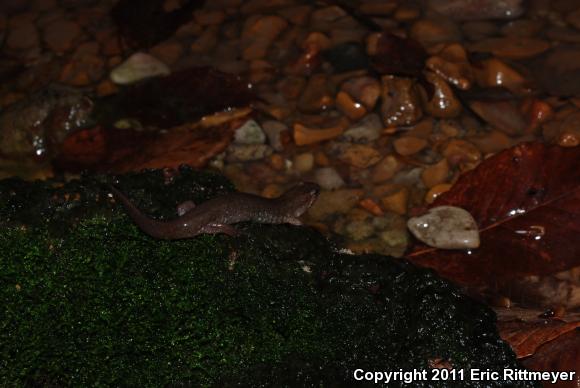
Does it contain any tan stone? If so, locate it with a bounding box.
[469,37,550,60]
[336,91,367,120]
[294,152,314,172]
[308,189,364,220]
[443,139,481,166]
[96,79,118,97]
[293,123,344,145]
[421,159,449,188]
[44,19,81,53]
[338,144,381,168]
[190,25,219,54]
[298,74,334,113]
[194,9,225,25]
[380,187,409,215]
[241,15,288,60]
[149,41,183,65]
[393,136,428,156]
[425,183,453,204]
[371,155,401,182]
[422,71,462,118]
[380,75,423,127]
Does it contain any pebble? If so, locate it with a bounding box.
[462,21,498,41]
[421,159,449,188]
[293,122,344,146]
[425,183,452,204]
[566,8,580,30]
[194,9,226,26]
[149,41,184,65]
[293,152,314,173]
[371,155,401,183]
[380,75,423,127]
[342,113,383,143]
[322,42,369,73]
[314,167,345,190]
[338,144,382,168]
[335,91,367,120]
[410,18,461,47]
[427,0,526,21]
[473,58,527,94]
[468,130,514,154]
[110,52,171,85]
[298,74,334,113]
[277,5,312,25]
[233,119,266,144]
[190,25,219,54]
[345,220,375,241]
[407,206,480,249]
[261,120,288,151]
[442,139,481,167]
[379,187,409,215]
[422,71,462,118]
[469,100,526,136]
[226,144,273,162]
[425,44,473,90]
[341,76,381,110]
[393,136,428,156]
[43,19,81,53]
[7,19,38,50]
[469,37,550,60]
[59,42,104,86]
[241,15,288,60]
[308,189,364,220]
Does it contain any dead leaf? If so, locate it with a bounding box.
[521,330,580,388]
[406,142,580,287]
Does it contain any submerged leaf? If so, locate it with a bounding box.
[94,67,256,128]
[406,142,580,287]
[112,0,203,49]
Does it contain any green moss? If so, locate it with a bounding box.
[0,168,534,387]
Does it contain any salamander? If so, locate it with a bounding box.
[109,182,320,239]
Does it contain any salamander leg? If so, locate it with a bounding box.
[203,224,240,236]
[177,200,196,216]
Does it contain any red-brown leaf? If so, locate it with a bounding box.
[406,142,580,287]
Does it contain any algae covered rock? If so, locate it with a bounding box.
[0,167,533,387]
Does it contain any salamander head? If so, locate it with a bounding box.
[279,182,320,217]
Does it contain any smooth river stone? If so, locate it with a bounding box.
[407,206,480,249]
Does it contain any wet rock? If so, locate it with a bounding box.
[226,144,273,162]
[469,100,527,136]
[529,47,580,96]
[342,113,383,143]
[410,18,461,47]
[335,91,367,120]
[110,52,170,85]
[371,155,401,183]
[234,119,266,144]
[443,139,481,167]
[462,21,498,41]
[360,1,397,16]
[149,41,184,65]
[344,219,375,241]
[193,9,225,26]
[262,120,288,151]
[59,42,105,86]
[43,19,81,53]
[422,72,462,118]
[337,144,381,168]
[427,0,526,21]
[426,43,473,90]
[545,26,580,43]
[241,15,288,60]
[379,187,409,215]
[293,122,344,145]
[407,206,480,249]
[277,76,306,100]
[7,18,38,50]
[421,159,449,188]
[501,19,543,38]
[308,188,364,220]
[380,75,423,127]
[277,5,312,25]
[468,130,515,154]
[473,58,528,94]
[0,85,93,159]
[314,167,345,190]
[297,74,334,113]
[322,42,369,73]
[393,136,427,156]
[190,25,219,54]
[469,37,550,60]
[310,5,346,27]
[340,76,381,110]
[425,183,453,204]
[293,152,314,172]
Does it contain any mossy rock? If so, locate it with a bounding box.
[0,167,534,387]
